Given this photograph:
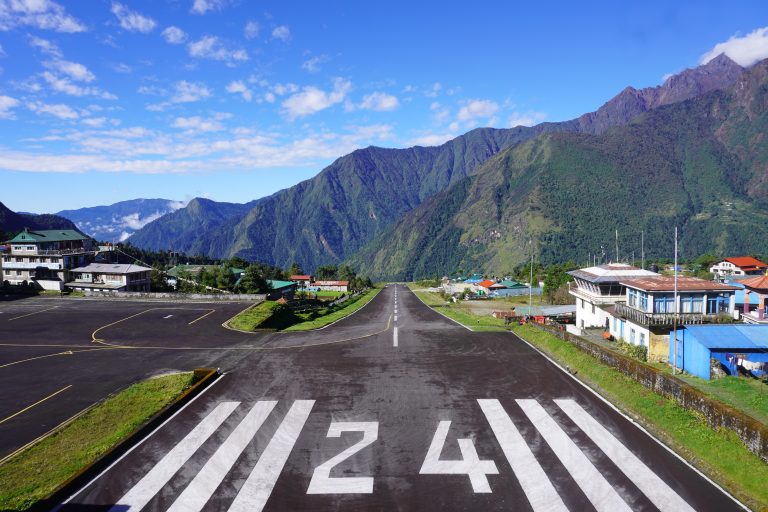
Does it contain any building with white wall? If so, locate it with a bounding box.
[568,263,659,332]
[67,263,152,292]
[1,229,96,291]
[609,276,738,347]
[710,256,768,278]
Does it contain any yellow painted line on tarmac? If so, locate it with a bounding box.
[0,347,117,369]
[0,384,72,426]
[188,309,216,325]
[7,306,58,321]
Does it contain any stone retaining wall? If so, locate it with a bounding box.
[530,323,768,463]
[81,290,266,302]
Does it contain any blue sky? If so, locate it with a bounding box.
[0,0,767,213]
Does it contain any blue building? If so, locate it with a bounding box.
[670,325,768,380]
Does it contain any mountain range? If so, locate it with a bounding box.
[119,54,768,278]
[0,202,78,241]
[55,199,186,242]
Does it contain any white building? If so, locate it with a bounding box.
[312,280,349,292]
[1,229,96,291]
[67,263,152,292]
[568,263,660,332]
[709,256,768,278]
[608,276,738,347]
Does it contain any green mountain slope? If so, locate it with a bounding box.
[1,201,78,241]
[348,59,768,279]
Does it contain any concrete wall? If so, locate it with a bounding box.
[81,290,267,302]
[529,323,768,463]
[648,333,669,363]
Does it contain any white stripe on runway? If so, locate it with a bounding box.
[516,400,631,512]
[478,399,567,512]
[393,327,399,347]
[228,400,315,512]
[163,314,173,319]
[555,399,696,512]
[394,315,398,322]
[167,401,277,512]
[112,401,240,512]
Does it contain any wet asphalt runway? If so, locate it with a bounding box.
[36,285,745,511]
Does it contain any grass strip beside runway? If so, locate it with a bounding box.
[410,288,508,331]
[513,324,768,512]
[0,372,194,511]
[283,287,380,331]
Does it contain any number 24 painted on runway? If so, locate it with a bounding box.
[306,420,496,494]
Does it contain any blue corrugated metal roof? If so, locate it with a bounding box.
[681,325,768,350]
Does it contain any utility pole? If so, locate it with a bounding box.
[672,226,678,375]
[615,229,619,263]
[641,230,645,269]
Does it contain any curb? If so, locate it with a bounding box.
[28,368,221,512]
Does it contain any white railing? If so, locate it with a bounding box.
[1,261,63,270]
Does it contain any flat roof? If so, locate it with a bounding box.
[681,325,768,350]
[71,263,152,274]
[621,276,738,292]
[568,264,658,283]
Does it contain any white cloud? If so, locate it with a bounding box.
[358,91,399,111]
[226,80,252,101]
[302,54,329,73]
[172,80,211,103]
[191,0,226,15]
[700,26,768,67]
[162,26,187,44]
[271,25,290,42]
[0,0,86,32]
[172,115,228,132]
[112,62,132,73]
[41,71,116,99]
[28,35,62,57]
[0,43,5,57]
[407,132,455,147]
[244,20,259,39]
[424,82,442,97]
[188,35,247,64]
[81,116,108,127]
[281,78,351,119]
[111,2,156,33]
[44,59,95,82]
[457,99,499,122]
[27,100,78,119]
[508,111,546,127]
[0,94,19,118]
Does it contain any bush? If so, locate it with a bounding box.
[614,338,648,362]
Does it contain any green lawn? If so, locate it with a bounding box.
[284,288,381,331]
[227,301,279,331]
[0,372,194,511]
[513,325,768,511]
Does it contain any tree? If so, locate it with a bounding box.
[236,265,271,294]
[543,264,573,301]
[150,267,172,292]
[315,265,338,280]
[337,265,356,281]
[288,262,303,276]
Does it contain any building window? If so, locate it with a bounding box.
[591,304,595,314]
[654,295,674,313]
[630,328,636,344]
[640,332,646,346]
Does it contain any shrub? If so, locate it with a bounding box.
[614,337,648,362]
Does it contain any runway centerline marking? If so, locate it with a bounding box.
[112,401,240,512]
[0,385,72,426]
[393,326,399,347]
[0,347,118,369]
[8,306,58,321]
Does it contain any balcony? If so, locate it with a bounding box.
[10,248,94,256]
[2,261,63,270]
[614,302,722,327]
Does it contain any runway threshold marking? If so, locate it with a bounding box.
[228,400,315,512]
[112,401,240,512]
[167,401,277,512]
[555,399,696,512]
[0,384,73,426]
[7,306,58,321]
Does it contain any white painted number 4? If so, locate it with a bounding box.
[419,421,498,493]
[307,422,378,494]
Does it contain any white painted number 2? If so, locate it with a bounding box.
[307,421,378,494]
[419,421,498,493]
